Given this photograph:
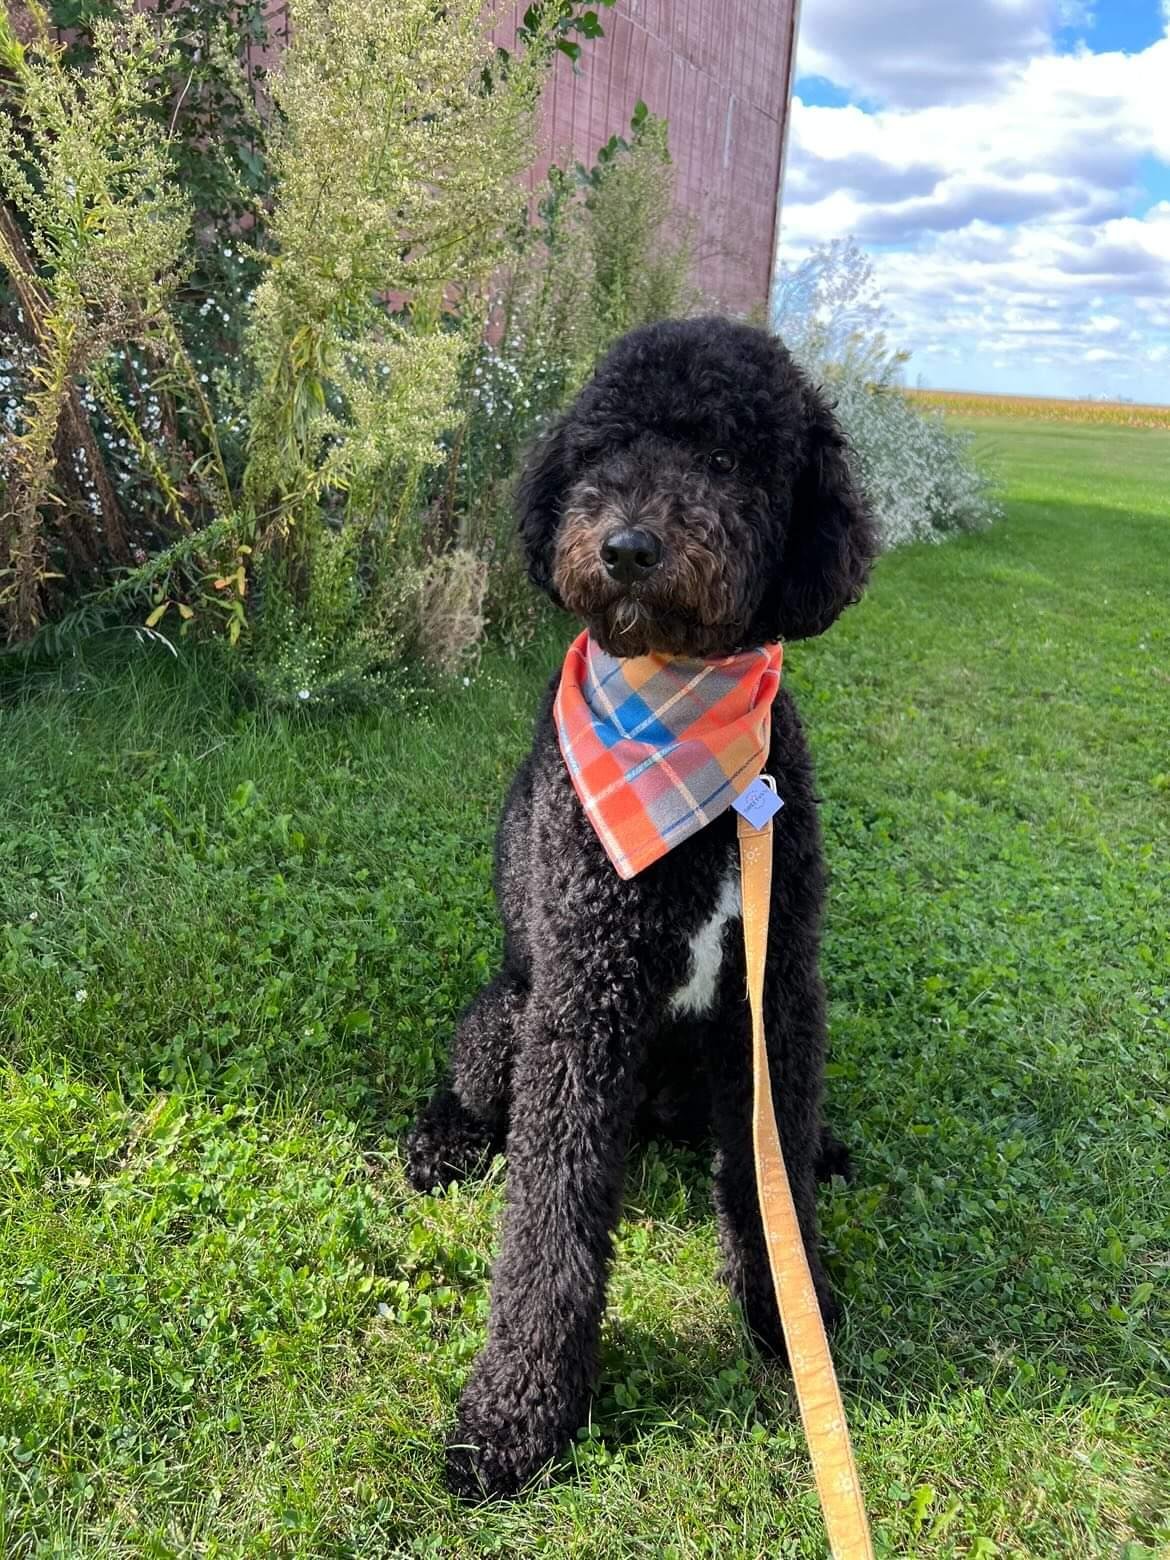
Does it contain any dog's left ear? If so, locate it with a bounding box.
[758,387,877,642]
[516,414,572,603]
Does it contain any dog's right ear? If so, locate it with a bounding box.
[516,415,572,603]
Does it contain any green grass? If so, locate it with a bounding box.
[2,419,1168,1558]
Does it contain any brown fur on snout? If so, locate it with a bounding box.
[552,475,750,658]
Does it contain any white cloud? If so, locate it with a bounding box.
[796,0,1054,107]
[779,10,1170,398]
[1083,314,1124,334]
[786,39,1170,240]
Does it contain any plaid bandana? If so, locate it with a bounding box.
[554,630,783,879]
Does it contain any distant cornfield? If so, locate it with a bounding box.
[907,388,1170,430]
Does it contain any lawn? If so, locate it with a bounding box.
[1,417,1167,1558]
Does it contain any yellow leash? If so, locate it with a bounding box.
[738,790,874,1560]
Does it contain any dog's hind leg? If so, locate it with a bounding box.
[815,1126,854,1183]
[405,966,526,1193]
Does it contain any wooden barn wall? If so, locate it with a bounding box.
[492,0,798,315]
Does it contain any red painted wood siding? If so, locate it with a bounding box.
[493,1,798,315]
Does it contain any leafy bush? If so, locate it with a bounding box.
[0,6,206,637]
[585,106,694,342]
[827,375,1004,547]
[226,0,561,704]
[48,0,274,232]
[449,103,695,643]
[1,0,695,690]
[1,0,563,683]
[773,238,1001,546]
[1,0,277,572]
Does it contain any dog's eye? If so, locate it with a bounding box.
[708,449,737,474]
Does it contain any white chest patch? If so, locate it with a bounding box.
[668,863,742,1018]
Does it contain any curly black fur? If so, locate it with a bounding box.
[407,317,876,1500]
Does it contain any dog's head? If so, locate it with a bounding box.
[517,316,876,657]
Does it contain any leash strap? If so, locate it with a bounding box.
[737,800,874,1560]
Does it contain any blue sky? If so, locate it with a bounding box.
[777,0,1170,401]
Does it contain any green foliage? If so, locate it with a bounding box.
[228,0,564,705]
[585,104,694,342]
[450,103,695,645]
[1,0,692,689]
[47,0,272,230]
[0,420,1167,1553]
[511,0,617,70]
[0,9,188,325]
[774,238,1001,545]
[241,0,547,511]
[0,0,571,685]
[0,2,199,638]
[30,1,272,573]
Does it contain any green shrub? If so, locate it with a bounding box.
[2,0,561,679]
[773,238,1002,545]
[1,0,695,689]
[0,4,209,639]
[449,104,695,646]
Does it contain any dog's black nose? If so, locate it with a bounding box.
[600,527,662,583]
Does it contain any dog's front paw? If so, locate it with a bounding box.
[406,1088,495,1194]
[445,1423,531,1502]
[444,1364,571,1501]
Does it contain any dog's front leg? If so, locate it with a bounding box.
[445,963,646,1500]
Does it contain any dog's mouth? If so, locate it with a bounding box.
[586,593,742,659]
[555,560,744,659]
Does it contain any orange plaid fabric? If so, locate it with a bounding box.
[554,630,783,879]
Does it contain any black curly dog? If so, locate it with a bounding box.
[407,316,876,1499]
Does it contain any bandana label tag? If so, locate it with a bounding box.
[732,777,784,831]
